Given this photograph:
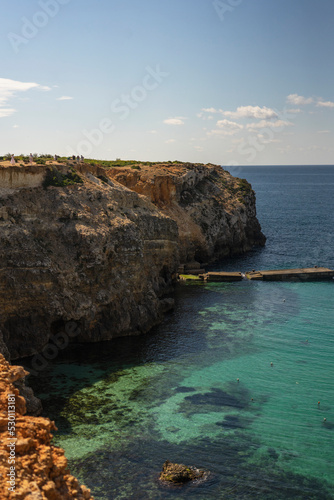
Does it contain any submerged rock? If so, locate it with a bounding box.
[159,460,206,484]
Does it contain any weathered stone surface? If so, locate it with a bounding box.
[0,165,45,190]
[0,171,179,359]
[0,354,93,499]
[159,460,206,484]
[107,162,266,263]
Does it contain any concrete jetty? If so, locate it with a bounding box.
[180,267,334,283]
[246,267,334,281]
[199,272,243,282]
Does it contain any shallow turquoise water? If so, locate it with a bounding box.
[27,166,334,499]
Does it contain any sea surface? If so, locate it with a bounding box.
[27,165,334,499]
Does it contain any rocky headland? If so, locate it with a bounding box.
[0,160,265,361]
[107,162,265,263]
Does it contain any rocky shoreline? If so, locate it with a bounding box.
[0,161,265,361]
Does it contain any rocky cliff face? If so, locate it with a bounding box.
[0,169,179,360]
[0,161,265,361]
[0,354,93,499]
[107,162,265,263]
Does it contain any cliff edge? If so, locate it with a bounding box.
[107,162,265,263]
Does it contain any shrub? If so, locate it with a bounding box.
[43,166,84,188]
[238,178,253,194]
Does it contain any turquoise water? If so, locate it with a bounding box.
[27,166,334,499]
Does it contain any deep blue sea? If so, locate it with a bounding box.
[27,166,334,499]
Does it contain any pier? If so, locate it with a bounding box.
[199,272,243,282]
[180,267,334,282]
[246,267,334,281]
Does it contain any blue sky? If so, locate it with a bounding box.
[1,0,333,165]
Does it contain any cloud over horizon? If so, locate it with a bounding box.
[163,117,186,125]
[0,78,51,118]
[56,96,73,101]
[317,100,334,108]
[199,105,278,120]
[287,94,314,106]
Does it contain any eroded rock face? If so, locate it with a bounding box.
[0,173,179,360]
[0,354,93,499]
[107,163,266,263]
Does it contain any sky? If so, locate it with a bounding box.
[0,0,334,165]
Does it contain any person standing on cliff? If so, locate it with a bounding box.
[29,153,33,165]
[10,154,15,165]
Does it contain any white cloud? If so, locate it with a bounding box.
[202,107,220,113]
[286,94,313,106]
[199,105,277,121]
[246,119,293,130]
[222,105,278,120]
[317,130,330,134]
[217,119,244,129]
[165,139,176,143]
[0,108,16,118]
[13,124,19,128]
[209,119,244,136]
[0,78,51,118]
[316,100,334,108]
[150,130,158,134]
[57,96,73,101]
[163,117,186,126]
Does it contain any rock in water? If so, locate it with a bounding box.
[159,460,206,484]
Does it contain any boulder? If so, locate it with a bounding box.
[159,460,206,484]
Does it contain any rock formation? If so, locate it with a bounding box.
[159,460,206,484]
[107,162,266,263]
[0,161,265,360]
[0,167,179,360]
[0,354,93,499]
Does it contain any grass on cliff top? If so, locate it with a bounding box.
[0,155,215,170]
[82,159,189,168]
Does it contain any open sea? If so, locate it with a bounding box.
[27,165,334,499]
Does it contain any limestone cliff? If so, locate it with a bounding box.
[0,161,265,360]
[0,354,93,499]
[0,167,179,360]
[107,162,266,263]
